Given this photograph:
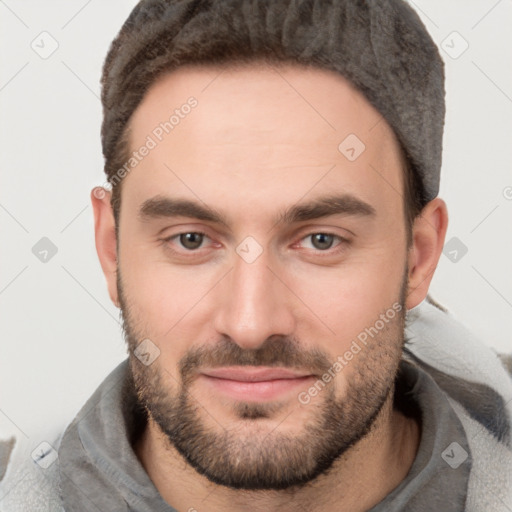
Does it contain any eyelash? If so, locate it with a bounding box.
[161,231,350,257]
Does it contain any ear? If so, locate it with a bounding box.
[406,197,449,310]
[91,187,119,308]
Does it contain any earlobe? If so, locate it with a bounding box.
[91,187,119,308]
[405,198,449,310]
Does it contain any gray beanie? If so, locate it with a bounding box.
[101,0,445,202]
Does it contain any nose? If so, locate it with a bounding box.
[213,246,296,351]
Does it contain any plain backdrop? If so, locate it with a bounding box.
[0,0,511,446]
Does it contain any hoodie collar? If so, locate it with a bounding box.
[58,357,471,512]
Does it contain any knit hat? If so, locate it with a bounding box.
[101,0,445,202]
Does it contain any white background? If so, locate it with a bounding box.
[0,0,511,447]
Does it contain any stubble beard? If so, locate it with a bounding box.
[118,269,408,491]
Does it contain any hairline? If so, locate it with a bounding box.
[109,61,421,247]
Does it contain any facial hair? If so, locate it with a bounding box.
[118,268,408,491]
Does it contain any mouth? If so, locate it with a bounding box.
[199,366,316,402]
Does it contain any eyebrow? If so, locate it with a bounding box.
[138,193,376,227]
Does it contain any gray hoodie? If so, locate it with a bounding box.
[1,299,511,511]
[56,354,473,512]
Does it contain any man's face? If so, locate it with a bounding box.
[116,63,410,490]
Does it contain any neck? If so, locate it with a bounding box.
[134,390,420,512]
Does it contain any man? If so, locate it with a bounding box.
[2,1,511,511]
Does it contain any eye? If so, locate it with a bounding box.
[164,232,210,251]
[299,233,348,252]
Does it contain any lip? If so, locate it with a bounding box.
[199,366,315,402]
[201,366,313,382]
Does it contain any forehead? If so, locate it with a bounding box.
[122,62,405,225]
[130,61,397,145]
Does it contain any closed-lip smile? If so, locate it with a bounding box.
[201,366,314,382]
[199,366,316,402]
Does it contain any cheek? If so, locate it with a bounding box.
[286,252,405,344]
[119,233,194,319]
[119,246,218,365]
[123,270,202,337]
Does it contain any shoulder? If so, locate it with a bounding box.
[0,430,64,512]
[404,295,512,442]
[404,296,512,510]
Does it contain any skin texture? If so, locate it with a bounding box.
[91,63,448,512]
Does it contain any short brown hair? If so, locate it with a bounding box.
[101,1,429,245]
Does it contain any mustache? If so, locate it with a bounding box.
[178,335,333,383]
